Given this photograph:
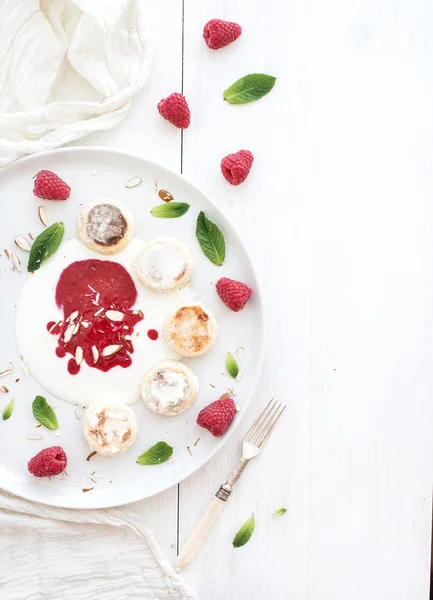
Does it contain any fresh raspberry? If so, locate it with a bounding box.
[216,277,253,312]
[203,19,242,50]
[28,446,67,478]
[157,93,191,129]
[33,170,71,201]
[197,397,237,436]
[221,150,254,186]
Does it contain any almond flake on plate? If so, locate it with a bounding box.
[102,345,122,357]
[26,435,43,440]
[0,385,9,393]
[74,407,81,420]
[0,364,13,378]
[14,236,31,252]
[63,323,76,343]
[11,252,22,273]
[236,347,244,360]
[167,456,178,464]
[75,347,83,366]
[67,310,79,323]
[106,310,124,322]
[48,320,62,333]
[92,346,99,363]
[125,176,142,188]
[38,206,47,227]
[20,361,29,376]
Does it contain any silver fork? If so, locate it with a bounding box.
[176,398,286,570]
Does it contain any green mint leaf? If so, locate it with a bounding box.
[226,352,239,379]
[2,398,15,421]
[150,202,190,218]
[136,441,173,465]
[32,395,59,430]
[233,514,255,548]
[274,508,287,516]
[28,222,64,272]
[196,211,226,266]
[223,74,276,104]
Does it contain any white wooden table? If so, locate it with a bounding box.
[73,1,433,597]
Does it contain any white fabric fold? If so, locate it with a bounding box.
[0,489,197,599]
[0,0,153,167]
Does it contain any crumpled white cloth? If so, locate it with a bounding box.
[0,489,197,599]
[0,0,153,167]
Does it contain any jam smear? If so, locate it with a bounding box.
[147,329,159,340]
[47,259,143,375]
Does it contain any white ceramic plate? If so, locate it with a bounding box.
[0,147,264,509]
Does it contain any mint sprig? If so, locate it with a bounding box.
[226,352,239,379]
[150,202,190,218]
[273,508,287,516]
[28,222,64,272]
[223,74,276,104]
[2,398,15,421]
[233,514,255,548]
[32,395,59,430]
[137,441,173,465]
[196,211,225,266]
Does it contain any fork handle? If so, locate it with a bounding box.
[176,495,226,571]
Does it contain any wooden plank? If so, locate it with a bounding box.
[180,0,433,598]
[179,1,307,597]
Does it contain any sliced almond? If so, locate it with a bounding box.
[158,189,174,202]
[38,206,47,227]
[73,323,80,335]
[124,334,132,341]
[28,232,34,240]
[125,176,143,188]
[49,320,62,333]
[94,308,104,317]
[75,346,83,366]
[0,367,13,379]
[92,346,99,363]
[0,385,9,393]
[95,292,100,304]
[63,323,76,343]
[236,347,244,360]
[74,407,81,419]
[67,310,79,323]
[102,344,122,357]
[14,236,31,252]
[106,310,124,322]
[21,361,29,376]
[11,252,22,273]
[81,321,90,328]
[88,285,97,293]
[26,435,43,440]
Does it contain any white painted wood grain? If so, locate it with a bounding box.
[72,0,433,597]
[180,0,433,599]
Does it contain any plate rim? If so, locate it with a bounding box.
[0,146,266,509]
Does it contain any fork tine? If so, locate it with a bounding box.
[250,399,281,446]
[257,403,286,448]
[246,398,276,442]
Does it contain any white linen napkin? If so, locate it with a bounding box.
[0,0,153,167]
[0,489,197,599]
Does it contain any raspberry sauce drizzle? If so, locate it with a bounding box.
[47,259,143,374]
